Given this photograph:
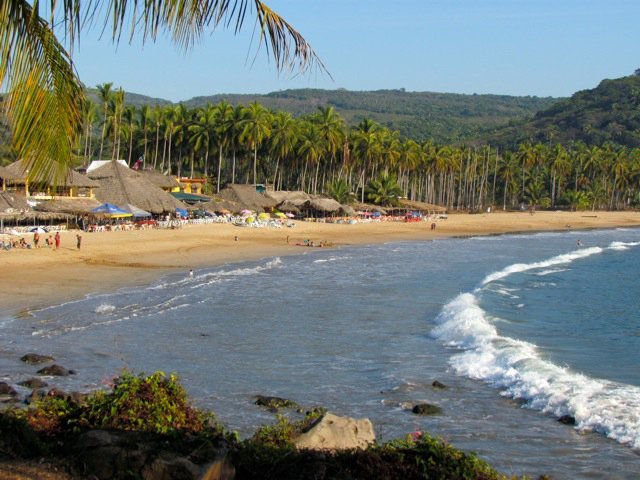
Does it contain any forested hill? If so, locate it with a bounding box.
[183,89,557,144]
[489,72,640,149]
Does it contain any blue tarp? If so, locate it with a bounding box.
[91,203,130,215]
[176,207,189,219]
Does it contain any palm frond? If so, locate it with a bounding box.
[91,0,327,76]
[0,0,83,183]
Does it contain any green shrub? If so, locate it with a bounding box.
[82,370,214,434]
[10,371,218,436]
[252,408,326,448]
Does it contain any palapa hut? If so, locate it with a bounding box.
[138,170,182,192]
[1,159,99,198]
[217,184,276,213]
[394,199,447,216]
[264,190,311,215]
[198,197,242,215]
[0,191,73,230]
[0,191,30,213]
[87,160,186,215]
[302,197,345,218]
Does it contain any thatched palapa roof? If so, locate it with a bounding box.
[87,161,186,214]
[139,170,182,190]
[304,197,343,213]
[33,197,102,214]
[2,159,99,188]
[396,199,447,213]
[0,191,30,213]
[218,184,276,212]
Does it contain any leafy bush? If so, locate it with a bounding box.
[252,408,326,448]
[11,371,217,436]
[233,431,515,480]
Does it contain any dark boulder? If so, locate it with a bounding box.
[411,403,443,415]
[20,353,55,364]
[19,378,48,389]
[558,415,576,425]
[431,380,447,389]
[0,382,19,403]
[0,382,17,396]
[25,389,47,404]
[37,364,76,376]
[254,395,299,411]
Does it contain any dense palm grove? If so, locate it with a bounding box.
[77,82,640,211]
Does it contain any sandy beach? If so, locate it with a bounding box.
[2,210,639,314]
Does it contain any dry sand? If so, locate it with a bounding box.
[2,210,639,314]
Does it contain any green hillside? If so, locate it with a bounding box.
[489,71,640,148]
[183,88,557,144]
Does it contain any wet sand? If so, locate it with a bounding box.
[2,210,639,314]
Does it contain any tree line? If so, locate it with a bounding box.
[79,82,640,211]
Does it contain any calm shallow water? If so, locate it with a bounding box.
[2,227,640,478]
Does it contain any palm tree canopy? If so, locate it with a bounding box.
[1,0,325,185]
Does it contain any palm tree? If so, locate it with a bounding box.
[297,122,323,192]
[365,173,403,207]
[269,111,298,190]
[96,82,114,160]
[213,101,235,191]
[241,102,271,186]
[325,178,354,204]
[138,105,152,168]
[189,106,214,179]
[1,1,324,184]
[229,104,247,184]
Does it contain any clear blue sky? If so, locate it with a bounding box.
[70,0,640,102]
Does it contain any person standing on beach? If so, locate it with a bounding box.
[33,231,40,248]
[54,231,60,250]
[76,234,82,250]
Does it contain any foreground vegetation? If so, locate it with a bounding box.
[0,371,536,479]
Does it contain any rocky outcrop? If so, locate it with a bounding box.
[558,415,576,425]
[69,429,234,480]
[411,403,442,415]
[19,378,48,389]
[431,380,447,389]
[293,412,375,451]
[0,382,18,402]
[37,364,76,376]
[20,353,55,364]
[254,395,299,411]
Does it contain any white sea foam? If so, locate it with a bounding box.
[95,304,116,314]
[536,268,568,276]
[609,240,640,251]
[433,242,640,449]
[480,247,603,286]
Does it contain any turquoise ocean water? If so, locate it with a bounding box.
[1,227,639,478]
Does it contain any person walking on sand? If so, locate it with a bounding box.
[33,231,40,248]
[54,231,60,250]
[76,233,82,250]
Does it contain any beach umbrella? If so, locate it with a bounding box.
[176,207,189,219]
[124,204,152,218]
[91,203,133,218]
[246,216,255,223]
[29,226,47,233]
[273,212,286,218]
[258,212,270,220]
[285,212,295,218]
[241,209,253,216]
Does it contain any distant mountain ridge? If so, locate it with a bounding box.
[86,87,557,145]
[87,72,640,149]
[184,89,558,144]
[489,72,640,148]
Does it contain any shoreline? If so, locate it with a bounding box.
[2,210,639,315]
